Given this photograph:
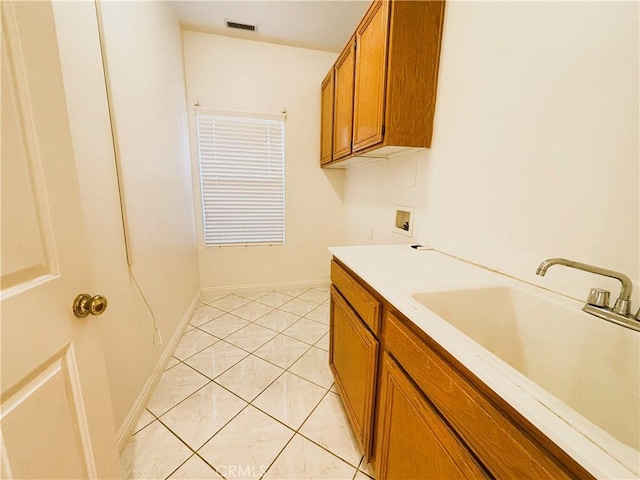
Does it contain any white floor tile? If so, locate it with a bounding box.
[160,382,247,450]
[283,318,328,345]
[121,421,191,480]
[132,409,155,434]
[238,290,269,300]
[359,458,376,478]
[198,314,250,338]
[209,294,249,312]
[256,291,294,308]
[253,372,327,429]
[126,289,366,480]
[215,355,284,401]
[314,333,329,352]
[288,347,333,388]
[184,341,248,379]
[305,304,330,325]
[262,434,356,480]
[199,406,294,480]
[253,335,310,369]
[300,392,363,467]
[190,305,226,327]
[255,309,302,332]
[298,288,330,304]
[199,292,229,305]
[274,287,311,297]
[279,297,318,316]
[146,364,209,416]
[165,356,180,370]
[168,455,223,479]
[173,329,218,360]
[230,301,275,322]
[355,471,373,480]
[225,323,278,352]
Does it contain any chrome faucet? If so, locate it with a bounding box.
[536,258,640,331]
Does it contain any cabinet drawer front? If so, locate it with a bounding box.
[329,287,379,456]
[384,312,578,480]
[331,260,380,334]
[376,353,487,480]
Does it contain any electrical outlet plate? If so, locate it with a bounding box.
[393,206,414,237]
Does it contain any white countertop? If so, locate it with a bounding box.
[328,244,639,479]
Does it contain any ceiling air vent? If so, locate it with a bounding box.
[225,19,258,32]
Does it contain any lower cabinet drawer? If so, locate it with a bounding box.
[384,311,584,480]
[376,352,488,480]
[331,260,381,334]
[329,286,378,457]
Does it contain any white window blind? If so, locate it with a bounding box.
[196,112,285,246]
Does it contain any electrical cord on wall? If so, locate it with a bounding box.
[95,0,162,346]
[129,269,163,346]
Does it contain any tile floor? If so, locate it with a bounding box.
[122,286,376,480]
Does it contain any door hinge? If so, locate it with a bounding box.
[382,125,386,136]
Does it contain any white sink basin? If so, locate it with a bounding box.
[412,286,640,451]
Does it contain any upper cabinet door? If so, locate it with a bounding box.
[320,71,334,165]
[332,38,355,160]
[352,0,389,152]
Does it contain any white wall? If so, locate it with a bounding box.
[343,151,430,246]
[343,1,639,304]
[183,32,345,288]
[57,1,200,431]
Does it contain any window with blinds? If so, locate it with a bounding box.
[196,112,285,246]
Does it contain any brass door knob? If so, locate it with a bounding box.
[73,294,108,318]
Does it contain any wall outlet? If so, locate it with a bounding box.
[393,206,414,237]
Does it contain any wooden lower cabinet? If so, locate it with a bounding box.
[329,257,593,480]
[329,286,379,456]
[375,352,488,480]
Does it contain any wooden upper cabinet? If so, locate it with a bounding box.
[320,71,334,164]
[321,0,446,167]
[353,0,389,151]
[332,38,355,160]
[384,0,446,148]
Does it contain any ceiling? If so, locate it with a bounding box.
[169,1,371,53]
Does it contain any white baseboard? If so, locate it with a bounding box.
[115,289,200,452]
[200,279,330,296]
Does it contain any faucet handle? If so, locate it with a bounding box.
[613,297,631,315]
[587,288,610,308]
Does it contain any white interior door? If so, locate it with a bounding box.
[1,1,121,478]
